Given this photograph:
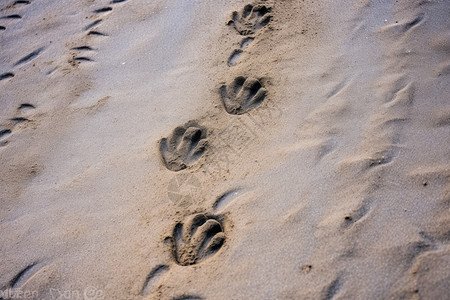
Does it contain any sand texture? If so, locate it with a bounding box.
[1,0,449,299]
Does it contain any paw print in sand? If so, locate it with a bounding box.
[220,76,267,115]
[172,213,226,266]
[159,122,207,172]
[228,4,272,36]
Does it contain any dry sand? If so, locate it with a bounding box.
[0,0,449,299]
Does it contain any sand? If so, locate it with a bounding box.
[0,0,449,299]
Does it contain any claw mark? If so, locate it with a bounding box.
[220,76,267,114]
[159,122,208,171]
[14,47,44,66]
[0,72,14,81]
[111,0,128,3]
[141,265,169,296]
[84,20,102,31]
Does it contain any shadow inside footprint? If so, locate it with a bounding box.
[228,49,243,66]
[172,214,226,266]
[84,20,102,31]
[220,76,267,115]
[93,7,112,13]
[159,121,207,171]
[0,72,14,81]
[88,30,107,36]
[14,47,44,66]
[241,37,254,48]
[0,129,12,140]
[13,1,31,5]
[1,14,22,19]
[18,103,35,110]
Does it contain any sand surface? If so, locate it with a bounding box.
[1,0,449,299]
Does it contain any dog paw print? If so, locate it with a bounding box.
[220,76,267,115]
[228,4,271,36]
[159,122,208,171]
[172,214,226,266]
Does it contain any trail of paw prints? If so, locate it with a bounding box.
[140,190,246,298]
[0,14,21,31]
[0,1,39,81]
[0,103,36,148]
[0,0,31,32]
[84,6,111,38]
[159,121,208,172]
[0,8,47,80]
[69,0,131,66]
[70,12,105,65]
[69,45,96,66]
[225,3,272,67]
[221,4,271,114]
[0,47,46,83]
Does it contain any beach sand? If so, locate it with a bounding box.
[0,0,449,299]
